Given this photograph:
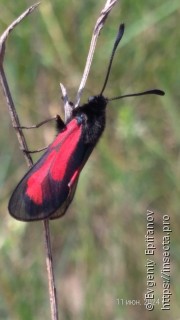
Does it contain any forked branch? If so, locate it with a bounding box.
[75,0,118,107]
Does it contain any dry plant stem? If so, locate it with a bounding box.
[75,0,118,107]
[0,4,59,320]
[44,219,59,320]
[0,65,32,167]
[60,82,73,122]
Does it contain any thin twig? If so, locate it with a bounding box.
[0,4,59,320]
[43,219,59,320]
[75,0,118,107]
[0,3,41,166]
[60,82,73,122]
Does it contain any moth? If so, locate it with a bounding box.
[8,24,164,221]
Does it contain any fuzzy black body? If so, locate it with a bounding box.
[72,95,107,144]
[8,95,108,221]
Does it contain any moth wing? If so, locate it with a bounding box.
[49,176,79,219]
[8,119,86,221]
[50,140,95,220]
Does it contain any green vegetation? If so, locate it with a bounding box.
[0,0,179,319]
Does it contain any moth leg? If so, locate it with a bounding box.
[17,115,66,155]
[20,146,48,154]
[14,115,65,130]
[55,114,66,132]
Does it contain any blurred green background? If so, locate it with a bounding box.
[0,0,179,319]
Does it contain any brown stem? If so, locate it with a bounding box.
[59,0,118,112]
[0,4,59,320]
[75,0,118,107]
[43,220,59,320]
[0,65,33,166]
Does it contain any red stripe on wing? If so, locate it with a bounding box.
[26,119,82,205]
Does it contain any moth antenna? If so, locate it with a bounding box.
[100,23,125,96]
[108,89,165,101]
